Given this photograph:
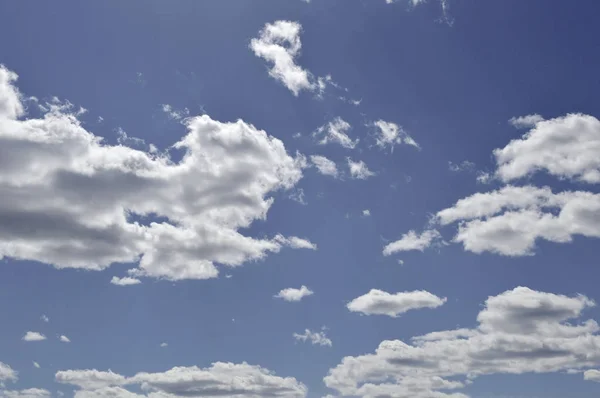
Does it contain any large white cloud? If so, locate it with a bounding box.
[495,113,600,183]
[0,65,314,281]
[347,289,446,317]
[250,21,314,96]
[58,362,307,398]
[325,287,600,398]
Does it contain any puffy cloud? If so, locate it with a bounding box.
[495,113,600,183]
[0,362,17,385]
[0,65,312,281]
[56,369,127,390]
[314,118,358,149]
[59,335,71,343]
[110,276,141,286]
[437,185,600,256]
[274,285,314,302]
[58,363,306,398]
[293,329,332,347]
[310,155,338,178]
[508,114,544,129]
[22,332,45,342]
[584,369,600,382]
[160,342,168,348]
[0,389,51,398]
[325,287,600,398]
[347,158,375,180]
[362,209,371,217]
[250,21,314,96]
[383,229,441,255]
[347,289,446,317]
[373,120,419,151]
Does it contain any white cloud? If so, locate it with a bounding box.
[373,120,419,151]
[275,285,314,302]
[0,65,312,281]
[288,188,307,205]
[293,329,332,347]
[40,315,49,323]
[508,113,544,129]
[347,289,446,317]
[0,362,17,384]
[55,369,127,390]
[59,363,307,397]
[310,155,338,177]
[22,332,45,342]
[496,113,600,183]
[32,362,39,369]
[0,389,51,398]
[110,276,141,286]
[160,342,168,348]
[250,21,314,96]
[273,235,317,250]
[584,369,600,382]
[59,335,71,343]
[347,158,375,180]
[383,229,441,255]
[448,160,475,172]
[314,118,358,149]
[362,209,371,217]
[436,185,600,256]
[325,286,600,398]
[161,104,190,121]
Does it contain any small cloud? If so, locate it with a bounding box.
[41,314,49,323]
[509,114,544,129]
[274,235,317,250]
[347,158,375,180]
[448,160,475,172]
[310,155,339,178]
[110,276,142,286]
[314,118,358,149]
[293,328,332,347]
[161,104,190,121]
[97,116,104,123]
[289,188,307,205]
[373,120,419,151]
[225,274,233,279]
[362,209,371,217]
[160,342,168,348]
[383,229,442,255]
[274,286,314,302]
[22,332,46,342]
[398,259,405,265]
[33,361,40,369]
[59,335,71,343]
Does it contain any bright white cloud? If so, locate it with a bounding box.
[32,362,39,369]
[22,332,45,342]
[508,113,544,129]
[496,113,600,183]
[584,369,600,382]
[293,329,332,347]
[326,287,600,398]
[383,229,441,255]
[250,21,314,96]
[310,155,338,177]
[275,285,314,302]
[347,289,446,317]
[59,363,307,397]
[314,118,358,149]
[347,158,375,180]
[110,276,141,286]
[59,335,71,343]
[373,120,419,150]
[0,388,51,398]
[161,104,190,121]
[362,209,371,217]
[273,235,317,250]
[0,362,17,385]
[0,65,312,281]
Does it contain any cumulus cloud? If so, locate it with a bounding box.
[362,209,371,217]
[59,335,71,343]
[383,229,441,255]
[347,289,446,317]
[314,118,358,149]
[22,332,45,342]
[274,285,314,302]
[373,120,419,151]
[0,389,51,398]
[347,158,375,180]
[0,362,17,385]
[0,65,312,281]
[58,362,307,398]
[293,329,332,347]
[250,21,314,96]
[110,276,141,286]
[496,113,600,183]
[326,286,600,398]
[310,155,338,177]
[584,369,600,382]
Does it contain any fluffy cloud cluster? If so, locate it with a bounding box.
[275,285,314,302]
[347,289,446,317]
[0,65,314,281]
[57,362,307,398]
[326,287,600,398]
[385,113,600,257]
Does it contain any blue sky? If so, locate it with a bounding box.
[1,1,600,397]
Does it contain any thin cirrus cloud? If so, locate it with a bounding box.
[56,362,307,397]
[0,65,315,282]
[274,285,314,302]
[347,289,447,317]
[326,287,600,397]
[22,332,46,342]
[293,329,332,347]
